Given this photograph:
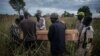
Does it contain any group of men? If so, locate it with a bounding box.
[75,12,94,56]
[10,10,46,49]
[10,9,93,56]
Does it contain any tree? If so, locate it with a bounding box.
[96,7,100,13]
[62,11,69,17]
[62,11,74,17]
[9,0,25,15]
[24,10,32,17]
[78,6,92,16]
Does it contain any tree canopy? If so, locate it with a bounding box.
[96,7,100,13]
[9,0,25,15]
[78,6,92,16]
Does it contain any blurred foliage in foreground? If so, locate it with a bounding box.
[92,18,100,56]
[0,15,100,56]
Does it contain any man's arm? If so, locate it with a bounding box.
[48,25,55,41]
[33,22,37,40]
[19,22,25,41]
[86,30,93,43]
[19,30,23,40]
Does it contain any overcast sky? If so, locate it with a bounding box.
[0,0,100,16]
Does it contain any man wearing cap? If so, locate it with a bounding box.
[48,13,66,56]
[76,12,85,31]
[76,12,85,47]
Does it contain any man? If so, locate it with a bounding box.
[48,13,66,56]
[10,15,24,48]
[20,11,36,50]
[35,10,46,47]
[75,12,86,49]
[10,18,21,46]
[75,12,85,31]
[77,16,93,56]
[35,10,46,30]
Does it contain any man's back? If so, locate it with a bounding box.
[48,21,66,54]
[50,21,65,41]
[20,19,36,41]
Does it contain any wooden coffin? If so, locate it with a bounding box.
[36,29,79,41]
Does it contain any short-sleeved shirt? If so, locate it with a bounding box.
[79,26,94,44]
[37,17,46,30]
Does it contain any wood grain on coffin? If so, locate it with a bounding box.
[36,29,79,41]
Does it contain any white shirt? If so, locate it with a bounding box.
[80,26,94,43]
[37,17,46,30]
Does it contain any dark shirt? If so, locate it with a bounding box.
[48,21,66,54]
[20,19,36,41]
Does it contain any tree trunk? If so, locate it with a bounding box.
[18,11,20,16]
[22,8,25,15]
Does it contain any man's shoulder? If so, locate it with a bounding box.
[50,23,60,28]
[55,21,64,26]
[52,22,58,26]
[50,24,54,27]
[49,24,56,29]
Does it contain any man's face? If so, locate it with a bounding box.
[77,15,84,21]
[36,13,41,18]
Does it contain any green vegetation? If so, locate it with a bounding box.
[0,15,77,56]
[9,0,25,15]
[92,18,100,56]
[0,15,100,56]
[78,6,92,16]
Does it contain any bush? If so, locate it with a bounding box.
[92,19,100,56]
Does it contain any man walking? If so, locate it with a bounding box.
[20,11,36,50]
[48,13,66,56]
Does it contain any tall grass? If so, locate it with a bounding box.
[92,18,100,56]
[0,15,78,56]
